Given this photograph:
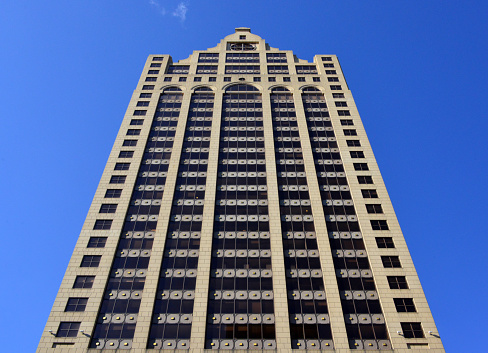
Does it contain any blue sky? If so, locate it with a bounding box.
[1,1,487,351]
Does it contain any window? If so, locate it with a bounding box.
[150,63,161,67]
[225,65,260,74]
[109,175,126,184]
[139,93,152,98]
[105,189,122,198]
[136,101,149,107]
[209,77,216,82]
[343,129,357,136]
[394,298,416,313]
[145,77,157,82]
[267,53,287,63]
[341,119,354,126]
[196,65,218,73]
[361,189,378,198]
[130,119,143,125]
[371,220,389,230]
[268,65,289,74]
[99,204,117,213]
[313,77,320,82]
[148,70,159,74]
[127,129,141,135]
[322,57,332,61]
[381,256,401,268]
[224,77,231,82]
[350,151,365,158]
[330,85,342,90]
[388,276,408,289]
[65,298,88,312]
[347,140,361,147]
[164,77,172,82]
[357,175,373,184]
[81,255,102,267]
[401,323,424,338]
[323,63,334,67]
[268,77,276,82]
[56,322,80,337]
[73,276,95,289]
[87,237,107,248]
[93,219,113,230]
[335,101,347,107]
[283,77,291,82]
[328,77,339,82]
[338,110,351,116]
[253,77,261,82]
[298,77,305,82]
[152,57,164,61]
[114,163,130,171]
[376,237,395,248]
[167,65,189,74]
[179,77,187,82]
[366,204,383,214]
[133,110,146,116]
[142,85,154,90]
[333,93,344,98]
[198,53,219,63]
[354,163,369,171]
[296,65,318,74]
[194,77,202,82]
[118,151,134,158]
[123,140,137,146]
[326,70,337,74]
[239,35,246,40]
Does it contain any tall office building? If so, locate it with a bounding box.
[38,28,444,352]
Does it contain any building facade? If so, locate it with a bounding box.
[38,28,444,352]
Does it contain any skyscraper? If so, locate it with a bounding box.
[38,28,444,352]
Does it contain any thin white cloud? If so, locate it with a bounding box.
[149,0,167,16]
[172,2,188,22]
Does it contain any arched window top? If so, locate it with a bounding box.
[271,86,290,92]
[162,86,182,92]
[302,86,321,92]
[193,86,213,92]
[225,84,259,92]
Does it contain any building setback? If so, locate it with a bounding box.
[38,28,444,352]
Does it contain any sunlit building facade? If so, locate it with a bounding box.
[38,28,444,352]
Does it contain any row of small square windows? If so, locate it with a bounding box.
[145,76,334,83]
[141,84,344,91]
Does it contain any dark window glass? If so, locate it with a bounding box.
[73,276,95,289]
[298,77,305,82]
[130,119,144,125]
[357,175,373,184]
[401,322,424,338]
[283,77,291,82]
[341,119,354,126]
[142,85,154,90]
[381,256,401,268]
[164,77,172,82]
[253,77,261,82]
[81,255,102,267]
[366,204,383,214]
[326,70,337,74]
[127,129,141,136]
[134,110,146,116]
[88,237,107,248]
[118,151,134,158]
[324,63,335,67]
[354,163,369,171]
[330,85,342,90]
[198,53,219,63]
[179,77,187,82]
[335,101,347,107]
[332,93,344,98]
[347,140,361,147]
[150,63,161,68]
[328,77,339,82]
[194,77,202,82]
[167,65,189,74]
[153,57,164,61]
[371,220,389,230]
[139,93,152,98]
[350,151,365,158]
[209,77,216,82]
[268,77,276,82]
[296,65,318,74]
[343,129,357,136]
[65,298,88,312]
[110,176,126,184]
[196,65,218,73]
[338,110,351,116]
[148,70,159,74]
[394,298,416,313]
[145,77,157,82]
[387,276,408,289]
[114,163,130,171]
[136,101,149,107]
[56,322,80,337]
[105,189,122,198]
[312,77,320,82]
[224,77,231,82]
[376,237,395,248]
[99,204,118,213]
[361,189,378,198]
[322,57,332,61]
[123,140,137,146]
[93,220,113,230]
